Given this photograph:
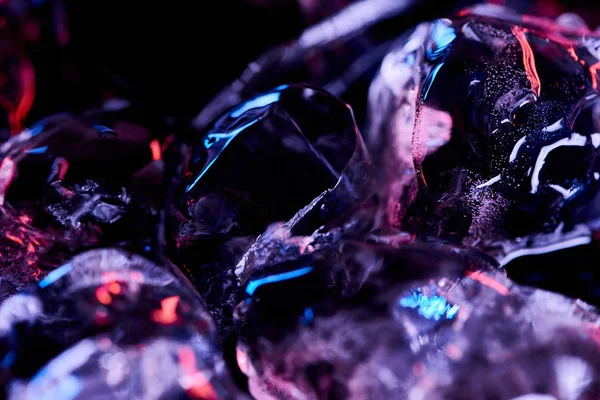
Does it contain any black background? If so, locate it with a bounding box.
[26,0,600,124]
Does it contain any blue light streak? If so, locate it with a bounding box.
[230,92,281,118]
[39,263,72,288]
[246,266,314,296]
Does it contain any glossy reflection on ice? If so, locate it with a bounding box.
[1,3,600,400]
[170,83,371,333]
[0,105,173,300]
[367,5,600,263]
[0,249,248,400]
[234,241,600,400]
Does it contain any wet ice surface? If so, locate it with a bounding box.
[1,3,600,400]
[235,241,600,400]
[0,105,177,300]
[0,249,248,399]
[170,84,373,333]
[367,5,600,264]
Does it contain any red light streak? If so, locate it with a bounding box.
[512,26,541,97]
[466,270,510,296]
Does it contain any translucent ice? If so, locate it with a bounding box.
[0,249,248,399]
[235,241,600,400]
[367,6,600,264]
[170,84,372,333]
[0,105,175,300]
